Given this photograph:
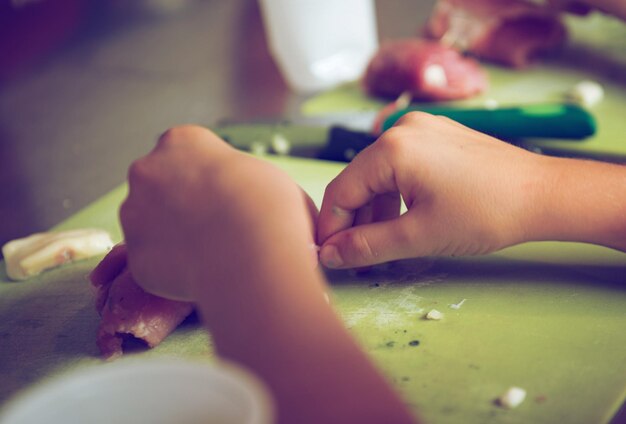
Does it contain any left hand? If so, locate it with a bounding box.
[119,125,318,302]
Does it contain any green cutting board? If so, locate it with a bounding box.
[302,14,626,159]
[1,155,625,424]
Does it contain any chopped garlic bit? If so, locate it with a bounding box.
[423,64,448,88]
[426,309,444,320]
[343,148,357,161]
[483,99,499,110]
[2,229,114,281]
[497,387,526,409]
[249,141,269,155]
[567,80,604,107]
[449,299,466,310]
[270,133,291,155]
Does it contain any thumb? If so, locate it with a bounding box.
[319,214,422,269]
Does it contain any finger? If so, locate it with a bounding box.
[301,188,319,242]
[353,194,400,273]
[301,189,321,268]
[89,243,128,286]
[372,192,401,223]
[352,193,401,228]
[317,141,399,244]
[354,203,373,227]
[319,214,420,269]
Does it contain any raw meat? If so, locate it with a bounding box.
[90,244,194,360]
[363,39,488,101]
[2,229,114,281]
[425,0,567,68]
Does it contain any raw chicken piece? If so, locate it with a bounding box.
[2,229,114,281]
[90,244,194,360]
[425,0,567,68]
[363,39,488,101]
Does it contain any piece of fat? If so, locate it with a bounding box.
[2,229,114,281]
[497,386,527,408]
[423,64,448,88]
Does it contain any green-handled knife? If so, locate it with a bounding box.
[382,103,596,140]
[214,103,604,164]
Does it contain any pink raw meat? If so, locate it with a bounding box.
[425,0,567,68]
[90,244,194,360]
[363,39,488,101]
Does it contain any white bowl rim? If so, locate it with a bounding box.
[0,357,274,424]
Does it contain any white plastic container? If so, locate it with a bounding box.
[0,358,273,424]
[259,0,379,93]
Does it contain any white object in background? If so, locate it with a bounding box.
[259,0,379,93]
[2,229,114,281]
[0,358,274,424]
[567,80,604,107]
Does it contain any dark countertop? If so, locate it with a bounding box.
[0,0,434,250]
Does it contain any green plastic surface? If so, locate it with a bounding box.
[1,155,625,424]
[302,14,626,159]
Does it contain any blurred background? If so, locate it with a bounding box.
[0,0,435,251]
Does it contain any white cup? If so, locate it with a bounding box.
[0,358,273,424]
[259,0,379,93]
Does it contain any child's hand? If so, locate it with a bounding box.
[317,112,548,269]
[120,125,318,303]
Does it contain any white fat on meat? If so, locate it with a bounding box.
[2,229,114,280]
[423,64,448,88]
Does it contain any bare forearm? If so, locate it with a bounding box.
[526,156,626,251]
[195,245,416,424]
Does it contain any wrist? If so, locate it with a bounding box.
[523,156,626,251]
[191,224,323,324]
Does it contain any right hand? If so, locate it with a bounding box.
[316,112,549,269]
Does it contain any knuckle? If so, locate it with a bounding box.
[434,114,455,125]
[324,176,346,205]
[118,198,135,231]
[325,176,340,193]
[156,125,205,149]
[394,111,433,127]
[432,114,463,130]
[375,128,409,158]
[156,126,186,148]
[127,158,147,184]
[156,127,181,149]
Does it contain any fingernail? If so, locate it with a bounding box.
[320,245,343,268]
